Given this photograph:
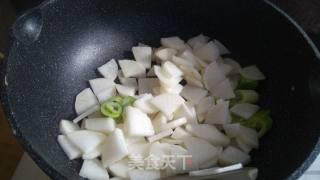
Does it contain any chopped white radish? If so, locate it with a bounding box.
[149,142,171,160]
[147,67,156,77]
[210,78,235,99]
[159,117,187,131]
[133,94,158,114]
[66,130,106,155]
[236,138,252,153]
[84,118,116,134]
[73,105,100,123]
[150,93,185,117]
[229,75,240,90]
[219,63,233,75]
[128,143,150,159]
[240,65,266,80]
[75,88,99,115]
[98,59,118,81]
[59,119,80,135]
[155,48,177,61]
[179,65,202,81]
[152,113,168,133]
[181,85,208,105]
[116,84,136,96]
[159,83,183,94]
[214,39,231,55]
[109,158,130,179]
[205,100,231,125]
[185,124,230,147]
[174,103,198,124]
[89,78,115,97]
[171,127,191,140]
[147,129,173,143]
[119,77,138,90]
[203,61,226,91]
[223,123,241,138]
[196,96,214,115]
[223,58,241,75]
[166,145,197,175]
[96,88,117,103]
[138,78,160,94]
[154,65,182,86]
[189,163,243,177]
[219,146,250,166]
[194,41,220,62]
[124,106,155,136]
[160,138,183,145]
[79,159,109,180]
[101,128,128,167]
[161,36,186,50]
[82,147,101,159]
[179,49,201,69]
[57,135,82,160]
[187,34,210,49]
[223,124,259,149]
[132,46,152,69]
[185,75,203,88]
[162,61,184,78]
[119,60,146,78]
[231,103,260,119]
[126,136,146,146]
[172,56,194,68]
[183,137,222,166]
[129,170,161,180]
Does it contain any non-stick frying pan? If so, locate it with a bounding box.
[1,0,320,179]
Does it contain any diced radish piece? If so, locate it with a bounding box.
[240,65,266,80]
[67,130,106,155]
[197,96,214,115]
[187,34,210,49]
[194,41,220,62]
[189,163,243,177]
[162,61,184,78]
[128,143,150,159]
[218,146,250,165]
[79,159,109,180]
[236,138,252,153]
[132,46,152,69]
[219,63,233,75]
[185,75,203,88]
[154,65,182,86]
[152,113,168,133]
[203,61,226,91]
[133,93,158,114]
[89,78,115,97]
[57,135,82,160]
[155,48,177,61]
[82,147,101,159]
[183,137,222,166]
[84,118,116,134]
[116,84,136,96]
[96,88,117,103]
[171,127,191,140]
[223,124,259,149]
[101,129,128,167]
[230,103,260,119]
[75,88,99,115]
[181,85,208,105]
[167,145,197,175]
[73,105,100,123]
[159,117,187,131]
[205,100,231,125]
[229,75,240,90]
[126,136,146,146]
[159,83,184,94]
[160,138,183,145]
[138,78,159,94]
[223,58,241,75]
[149,142,171,160]
[185,124,230,147]
[172,56,194,68]
[150,93,185,117]
[210,78,235,99]
[119,60,146,78]
[179,49,201,69]
[109,158,130,179]
[223,123,241,138]
[161,36,186,50]
[98,59,118,81]
[59,119,80,135]
[214,39,231,55]
[147,129,173,143]
[124,106,155,136]
[119,77,138,90]
[129,170,161,180]
[179,65,202,80]
[174,103,198,124]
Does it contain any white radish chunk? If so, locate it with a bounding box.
[174,103,198,124]
[147,129,173,143]
[129,170,161,180]
[155,48,177,61]
[138,78,160,94]
[187,34,210,49]
[66,130,106,155]
[119,77,138,90]
[162,61,184,78]
[109,158,130,179]
[236,138,252,153]
[231,103,260,119]
[185,75,203,88]
[128,143,150,159]
[219,63,233,75]
[223,124,259,149]
[205,100,231,125]
[214,39,231,55]
[179,65,202,81]
[119,60,146,78]
[150,93,185,117]
[98,59,118,81]
[154,65,182,86]
[185,124,230,147]
[210,78,235,99]
[172,56,194,68]
[116,84,136,96]
[89,78,115,98]
[124,106,155,136]
[126,136,147,146]
[96,88,117,103]
[101,129,128,167]
[179,49,201,69]
[82,147,101,159]
[203,61,226,91]
[75,88,99,115]
[152,113,168,133]
[73,105,100,123]
[160,138,183,145]
[183,137,222,167]
[240,65,266,80]
[147,67,156,77]
[133,94,158,114]
[196,96,214,115]
[161,36,186,50]
[59,119,80,135]
[171,127,191,140]
[57,135,82,160]
[223,58,241,75]
[181,85,208,105]
[167,145,197,175]
[149,142,171,161]
[159,83,184,94]
[84,118,116,134]
[132,46,152,69]
[79,159,109,180]
[223,123,241,138]
[159,117,187,131]
[219,146,250,166]
[194,41,220,62]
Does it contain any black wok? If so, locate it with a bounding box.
[1,0,320,179]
